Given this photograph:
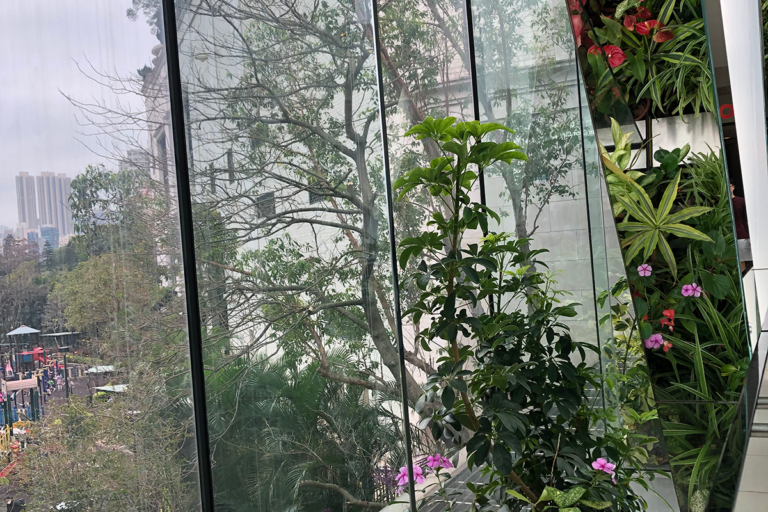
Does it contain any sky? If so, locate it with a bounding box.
[0,1,159,228]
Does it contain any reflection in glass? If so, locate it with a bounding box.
[0,2,201,510]
[174,0,419,508]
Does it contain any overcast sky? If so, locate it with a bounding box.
[1,1,159,228]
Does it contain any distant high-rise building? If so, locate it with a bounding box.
[40,226,60,250]
[119,149,151,173]
[26,230,40,252]
[15,172,38,230]
[36,173,73,237]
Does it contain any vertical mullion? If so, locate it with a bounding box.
[575,54,607,414]
[369,1,418,510]
[160,2,215,511]
[464,0,493,314]
[464,0,486,206]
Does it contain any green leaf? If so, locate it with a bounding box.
[660,152,680,173]
[463,266,480,284]
[700,272,731,299]
[629,48,646,81]
[492,443,512,475]
[615,0,641,18]
[497,412,522,433]
[579,500,614,510]
[660,224,714,242]
[443,291,456,319]
[634,297,648,319]
[441,387,455,409]
[615,195,655,225]
[657,234,677,277]
[506,490,532,504]
[665,206,712,224]
[478,122,515,138]
[663,422,706,436]
[658,0,677,25]
[643,228,660,260]
[601,16,624,44]
[661,52,703,66]
[553,487,586,507]
[656,172,681,222]
[624,230,653,264]
[611,118,625,150]
[640,321,653,340]
[616,222,650,232]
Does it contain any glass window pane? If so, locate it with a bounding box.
[375,0,478,506]
[173,0,415,508]
[0,2,201,510]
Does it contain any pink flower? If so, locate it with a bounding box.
[593,458,618,485]
[427,454,453,470]
[663,340,673,353]
[644,333,663,349]
[396,465,425,488]
[682,283,703,298]
[637,264,652,277]
[592,458,617,473]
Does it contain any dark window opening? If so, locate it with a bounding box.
[256,192,275,217]
[227,149,235,184]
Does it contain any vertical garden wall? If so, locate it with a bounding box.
[567,0,753,511]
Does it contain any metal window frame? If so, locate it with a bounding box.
[160,1,215,510]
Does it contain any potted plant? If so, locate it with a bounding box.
[395,117,658,511]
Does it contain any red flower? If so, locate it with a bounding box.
[636,19,658,35]
[571,15,584,46]
[568,0,586,11]
[588,45,626,67]
[642,315,648,321]
[632,291,642,298]
[662,340,673,353]
[624,15,636,30]
[659,309,675,331]
[653,23,675,42]
[637,7,652,18]
[603,45,626,67]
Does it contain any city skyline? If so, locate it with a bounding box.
[0,0,158,229]
[36,172,73,237]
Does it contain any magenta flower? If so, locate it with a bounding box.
[682,283,703,298]
[592,458,618,484]
[396,465,425,488]
[592,458,616,473]
[644,333,663,349]
[427,454,453,470]
[637,263,652,277]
